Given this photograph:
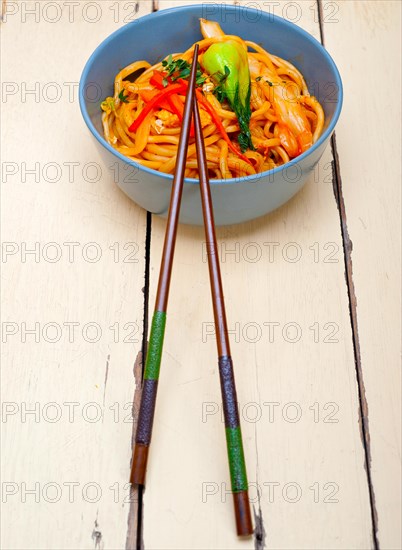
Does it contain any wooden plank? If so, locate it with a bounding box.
[1,2,152,549]
[321,1,402,548]
[142,1,373,549]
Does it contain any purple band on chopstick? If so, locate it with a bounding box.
[218,355,240,429]
[136,379,158,445]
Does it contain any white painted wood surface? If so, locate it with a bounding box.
[1,2,152,549]
[322,1,402,548]
[143,2,371,549]
[1,1,400,550]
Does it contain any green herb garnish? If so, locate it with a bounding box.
[196,70,207,86]
[162,55,206,86]
[118,90,129,103]
[256,76,273,87]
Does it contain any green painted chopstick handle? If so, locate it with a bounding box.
[218,355,248,492]
[226,426,248,492]
[131,311,166,485]
[143,310,166,381]
[219,355,252,535]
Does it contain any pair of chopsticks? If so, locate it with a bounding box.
[130,45,253,537]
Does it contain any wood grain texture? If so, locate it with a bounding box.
[321,1,402,548]
[1,2,153,549]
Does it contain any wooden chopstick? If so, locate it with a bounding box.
[130,45,200,486]
[193,96,253,536]
[130,44,253,537]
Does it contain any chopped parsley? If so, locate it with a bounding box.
[118,90,129,103]
[255,76,273,86]
[161,55,206,86]
[196,71,207,86]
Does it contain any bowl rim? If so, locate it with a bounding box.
[79,3,343,186]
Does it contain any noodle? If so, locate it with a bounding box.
[101,20,325,180]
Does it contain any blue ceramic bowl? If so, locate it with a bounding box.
[79,4,342,226]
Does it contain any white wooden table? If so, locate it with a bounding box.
[1,1,400,549]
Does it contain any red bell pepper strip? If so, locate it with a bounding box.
[167,95,182,118]
[142,72,195,136]
[177,79,252,165]
[129,82,186,133]
[150,70,170,90]
[148,71,183,122]
[140,89,173,112]
[168,94,195,137]
[139,87,194,136]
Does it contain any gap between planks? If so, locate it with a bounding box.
[126,211,152,550]
[127,6,156,549]
[317,1,379,548]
